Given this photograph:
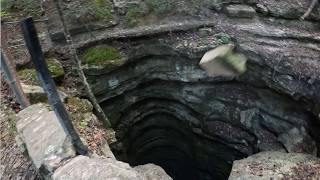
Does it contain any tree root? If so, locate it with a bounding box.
[300,0,318,20]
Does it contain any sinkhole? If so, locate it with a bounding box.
[113,112,245,180]
[82,39,320,180]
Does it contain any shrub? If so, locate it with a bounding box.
[215,32,231,45]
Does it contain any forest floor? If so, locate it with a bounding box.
[0,93,41,180]
[0,10,115,180]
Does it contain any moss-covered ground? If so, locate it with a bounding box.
[82,46,123,67]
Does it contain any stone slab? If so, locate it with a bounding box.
[229,151,320,180]
[16,104,76,169]
[52,155,172,180]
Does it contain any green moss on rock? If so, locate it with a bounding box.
[65,0,115,24]
[145,0,174,15]
[215,32,231,45]
[93,0,115,22]
[82,46,124,69]
[66,96,93,113]
[1,0,42,18]
[17,58,64,85]
[65,96,94,129]
[21,83,48,104]
[0,10,10,18]
[123,0,174,27]
[124,4,146,27]
[17,69,39,85]
[47,58,65,79]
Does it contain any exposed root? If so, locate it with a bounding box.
[300,0,318,20]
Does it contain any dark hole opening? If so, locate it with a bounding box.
[113,113,246,180]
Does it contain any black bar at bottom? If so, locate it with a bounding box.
[20,17,87,155]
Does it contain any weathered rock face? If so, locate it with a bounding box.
[82,36,319,179]
[16,103,76,173]
[48,0,320,179]
[229,151,320,180]
[47,0,320,40]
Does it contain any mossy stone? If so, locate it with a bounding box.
[124,4,146,27]
[1,0,42,18]
[17,68,39,85]
[215,32,231,45]
[64,0,115,24]
[82,46,125,71]
[65,96,94,129]
[66,96,93,113]
[145,0,175,15]
[93,0,115,22]
[17,58,64,85]
[47,58,65,80]
[123,0,174,27]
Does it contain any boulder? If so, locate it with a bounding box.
[16,104,76,170]
[229,151,320,180]
[52,155,172,180]
[21,83,67,104]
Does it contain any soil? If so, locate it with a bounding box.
[1,12,113,180]
[0,77,40,179]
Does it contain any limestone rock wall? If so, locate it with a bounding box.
[82,36,319,179]
[46,0,320,179]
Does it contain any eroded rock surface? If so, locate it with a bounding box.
[47,0,320,40]
[46,0,320,179]
[16,104,76,170]
[229,151,320,180]
[80,35,319,179]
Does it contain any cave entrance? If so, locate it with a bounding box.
[111,113,246,180]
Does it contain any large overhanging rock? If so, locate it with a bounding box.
[229,151,320,179]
